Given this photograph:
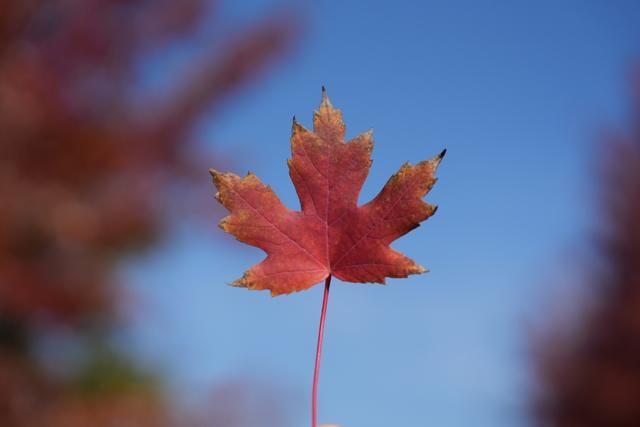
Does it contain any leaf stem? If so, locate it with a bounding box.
[312,275,332,427]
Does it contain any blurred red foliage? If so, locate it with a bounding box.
[0,0,294,322]
[0,352,169,427]
[0,0,294,425]
[532,72,640,426]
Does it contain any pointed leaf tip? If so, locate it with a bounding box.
[209,169,224,187]
[429,148,447,168]
[320,86,332,108]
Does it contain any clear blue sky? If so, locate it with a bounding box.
[126,1,640,426]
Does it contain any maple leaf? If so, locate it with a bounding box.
[210,89,444,295]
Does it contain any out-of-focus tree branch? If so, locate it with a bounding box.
[0,1,296,425]
[532,70,640,427]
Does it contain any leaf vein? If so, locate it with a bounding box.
[227,185,326,269]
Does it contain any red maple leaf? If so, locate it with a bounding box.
[211,89,444,295]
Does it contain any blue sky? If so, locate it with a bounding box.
[126,1,640,426]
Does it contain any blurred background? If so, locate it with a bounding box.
[2,1,640,426]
